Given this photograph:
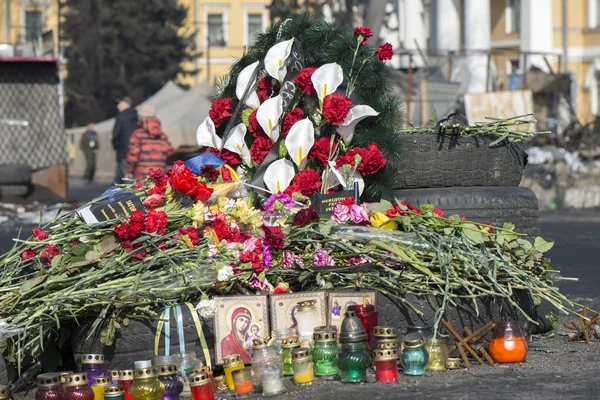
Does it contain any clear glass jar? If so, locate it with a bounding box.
[35,373,62,400]
[188,372,213,400]
[222,354,244,391]
[312,329,338,377]
[401,339,429,376]
[178,352,201,397]
[295,301,321,345]
[64,373,95,400]
[488,321,528,363]
[337,342,371,383]
[291,348,314,386]
[232,368,254,397]
[373,348,399,383]
[117,371,134,400]
[80,354,109,386]
[251,338,280,386]
[91,375,111,400]
[157,365,183,400]
[129,368,165,400]
[280,336,300,376]
[269,328,296,352]
[425,338,449,371]
[255,356,286,396]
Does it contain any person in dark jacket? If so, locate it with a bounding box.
[80,123,99,182]
[112,96,138,183]
[126,105,174,181]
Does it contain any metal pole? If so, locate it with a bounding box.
[406,54,413,127]
[206,37,211,83]
[6,0,11,43]
[562,0,568,74]
[194,0,198,85]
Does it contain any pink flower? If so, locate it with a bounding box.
[264,193,295,213]
[332,203,350,224]
[348,255,369,265]
[349,204,369,224]
[249,274,273,292]
[208,244,218,257]
[21,249,36,261]
[262,239,273,270]
[273,281,290,294]
[282,251,304,269]
[313,248,335,267]
[142,193,165,209]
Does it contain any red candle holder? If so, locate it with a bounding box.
[374,349,399,383]
[347,304,378,342]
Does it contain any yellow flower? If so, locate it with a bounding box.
[370,212,398,230]
[186,201,205,228]
[236,199,263,229]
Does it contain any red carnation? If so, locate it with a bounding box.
[205,147,220,157]
[21,249,36,261]
[295,67,317,95]
[250,135,273,165]
[213,216,242,243]
[376,42,394,61]
[221,167,233,182]
[133,181,146,189]
[322,93,352,125]
[341,197,354,206]
[149,168,166,182]
[257,77,280,101]
[282,108,304,137]
[433,208,445,218]
[358,143,387,175]
[32,228,49,241]
[220,149,242,167]
[309,137,333,166]
[209,97,233,127]
[142,193,166,209]
[353,26,373,45]
[262,225,285,250]
[293,207,320,226]
[290,169,322,197]
[145,210,168,235]
[41,244,60,260]
[179,226,200,246]
[248,109,265,136]
[147,182,166,195]
[200,165,220,182]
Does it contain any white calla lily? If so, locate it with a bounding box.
[327,161,365,196]
[264,159,296,193]
[223,123,253,167]
[285,118,315,168]
[311,63,344,104]
[257,95,283,142]
[264,38,294,82]
[337,105,379,145]
[236,61,261,108]
[196,116,222,148]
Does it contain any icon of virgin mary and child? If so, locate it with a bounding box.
[220,306,262,364]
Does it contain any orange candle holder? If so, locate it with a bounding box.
[232,368,254,398]
[488,321,528,363]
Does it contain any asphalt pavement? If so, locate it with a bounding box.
[2,179,600,399]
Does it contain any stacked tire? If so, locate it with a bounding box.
[393,134,539,238]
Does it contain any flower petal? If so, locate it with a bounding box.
[327,161,364,196]
[257,95,283,143]
[264,158,295,193]
[337,105,379,145]
[311,63,344,104]
[264,39,294,83]
[284,118,315,168]
[196,116,222,148]
[236,61,261,108]
[223,123,253,167]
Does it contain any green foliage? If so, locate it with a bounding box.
[61,0,194,126]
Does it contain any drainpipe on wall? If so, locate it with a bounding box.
[562,0,568,74]
[194,0,198,85]
[6,0,11,44]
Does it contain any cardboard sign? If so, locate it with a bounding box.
[310,183,359,217]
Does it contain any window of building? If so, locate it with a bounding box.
[207,13,226,47]
[247,14,263,46]
[25,10,43,42]
[506,0,521,34]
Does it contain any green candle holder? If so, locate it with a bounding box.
[312,330,339,377]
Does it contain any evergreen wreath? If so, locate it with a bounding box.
[200,13,404,202]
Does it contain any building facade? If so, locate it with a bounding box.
[0,0,60,55]
[178,0,270,85]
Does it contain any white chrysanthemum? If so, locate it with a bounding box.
[195,300,216,319]
[217,265,234,282]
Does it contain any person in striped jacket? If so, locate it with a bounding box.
[126,105,174,181]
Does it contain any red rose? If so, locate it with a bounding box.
[294,67,317,95]
[358,143,387,175]
[179,226,200,246]
[200,165,219,182]
[220,149,242,167]
[433,208,444,218]
[290,169,322,197]
[250,135,273,165]
[187,182,214,203]
[142,193,165,209]
[273,282,290,294]
[209,98,233,127]
[145,210,168,235]
[322,93,352,125]
[262,226,284,250]
[21,249,36,261]
[376,42,394,61]
[353,26,373,45]
[32,228,49,241]
[282,108,304,137]
[257,77,280,101]
[309,137,333,166]
[248,110,265,136]
[41,244,60,260]
[292,207,320,226]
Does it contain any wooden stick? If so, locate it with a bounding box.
[441,319,485,365]
[479,346,495,365]
[457,343,471,368]
[448,321,495,352]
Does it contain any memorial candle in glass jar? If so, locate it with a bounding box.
[63,373,94,400]
[91,376,111,400]
[295,301,321,346]
[35,373,63,400]
[188,372,213,400]
[232,368,254,397]
[374,349,399,383]
[157,365,183,400]
[488,321,528,363]
[222,354,244,391]
[103,385,124,400]
[129,367,165,400]
[291,348,314,386]
[312,328,338,377]
[347,303,378,342]
[80,355,109,386]
[117,371,134,400]
[280,336,300,376]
